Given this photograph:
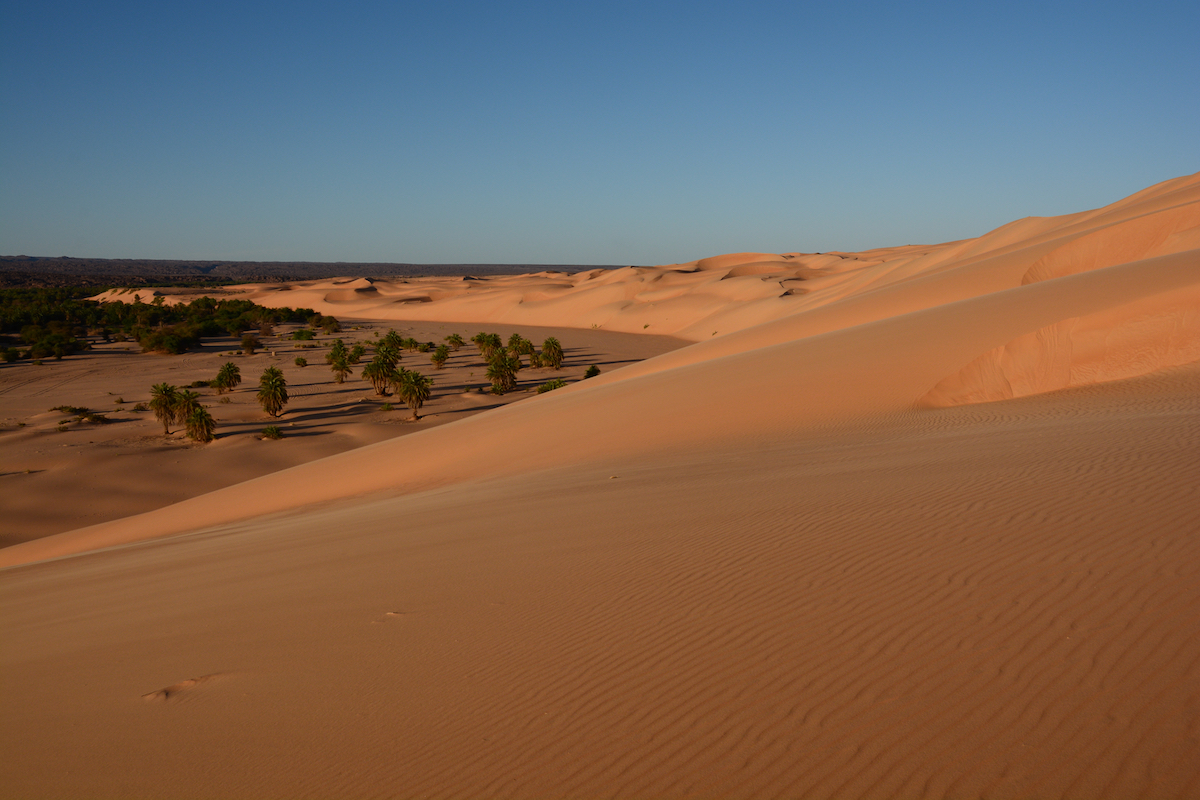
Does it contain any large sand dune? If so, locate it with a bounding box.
[3,173,1199,798]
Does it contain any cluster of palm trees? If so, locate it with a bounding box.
[468,332,564,394]
[149,383,216,443]
[143,326,575,444]
[360,332,433,419]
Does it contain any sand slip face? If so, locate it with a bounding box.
[3,172,1200,798]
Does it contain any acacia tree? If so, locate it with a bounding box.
[257,366,289,417]
[149,383,179,435]
[242,334,261,355]
[541,337,564,370]
[393,369,433,420]
[214,362,241,393]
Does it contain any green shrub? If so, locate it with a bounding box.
[584,365,600,378]
[262,425,283,440]
[295,356,307,367]
[291,329,315,340]
[241,334,261,355]
[381,402,393,412]
[537,379,567,394]
[132,402,148,412]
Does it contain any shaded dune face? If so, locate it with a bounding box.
[4,173,1200,800]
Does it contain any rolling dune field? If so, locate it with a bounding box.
[2,172,1199,798]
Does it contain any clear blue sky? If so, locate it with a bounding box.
[2,1,1196,265]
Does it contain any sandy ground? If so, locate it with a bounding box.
[0,321,685,546]
[2,172,1199,799]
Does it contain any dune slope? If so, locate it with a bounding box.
[3,172,1200,799]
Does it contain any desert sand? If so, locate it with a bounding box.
[2,172,1198,798]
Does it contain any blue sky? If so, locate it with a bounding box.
[2,1,1196,265]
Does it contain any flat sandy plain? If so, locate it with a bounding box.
[2,172,1199,799]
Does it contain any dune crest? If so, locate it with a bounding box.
[5,173,1200,799]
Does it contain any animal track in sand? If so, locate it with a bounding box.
[142,673,225,703]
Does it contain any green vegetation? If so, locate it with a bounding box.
[486,352,520,394]
[295,356,307,367]
[256,367,289,417]
[362,357,397,396]
[584,365,601,379]
[348,344,366,364]
[431,344,449,369]
[445,333,464,350]
[174,390,202,424]
[149,383,179,434]
[214,362,241,393]
[241,334,261,355]
[291,329,315,340]
[51,406,110,424]
[327,339,353,383]
[185,407,216,443]
[392,369,433,420]
[541,337,564,370]
[262,425,283,440]
[1,288,319,358]
[472,332,502,360]
[537,379,567,394]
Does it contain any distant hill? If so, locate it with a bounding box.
[0,256,628,288]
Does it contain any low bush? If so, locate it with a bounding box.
[295,357,308,367]
[537,379,567,394]
[262,425,283,440]
[584,365,600,378]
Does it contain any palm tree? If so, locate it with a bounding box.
[485,352,519,394]
[328,338,352,383]
[445,333,464,351]
[382,330,403,351]
[257,366,289,417]
[472,332,502,360]
[361,357,395,396]
[149,383,179,434]
[214,362,241,394]
[375,341,400,371]
[394,369,433,420]
[173,390,202,429]
[330,355,352,384]
[541,337,564,370]
[185,407,216,443]
[431,344,449,369]
[327,338,348,364]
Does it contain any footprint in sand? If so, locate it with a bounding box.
[142,673,225,703]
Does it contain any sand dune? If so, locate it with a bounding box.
[4,173,1199,798]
